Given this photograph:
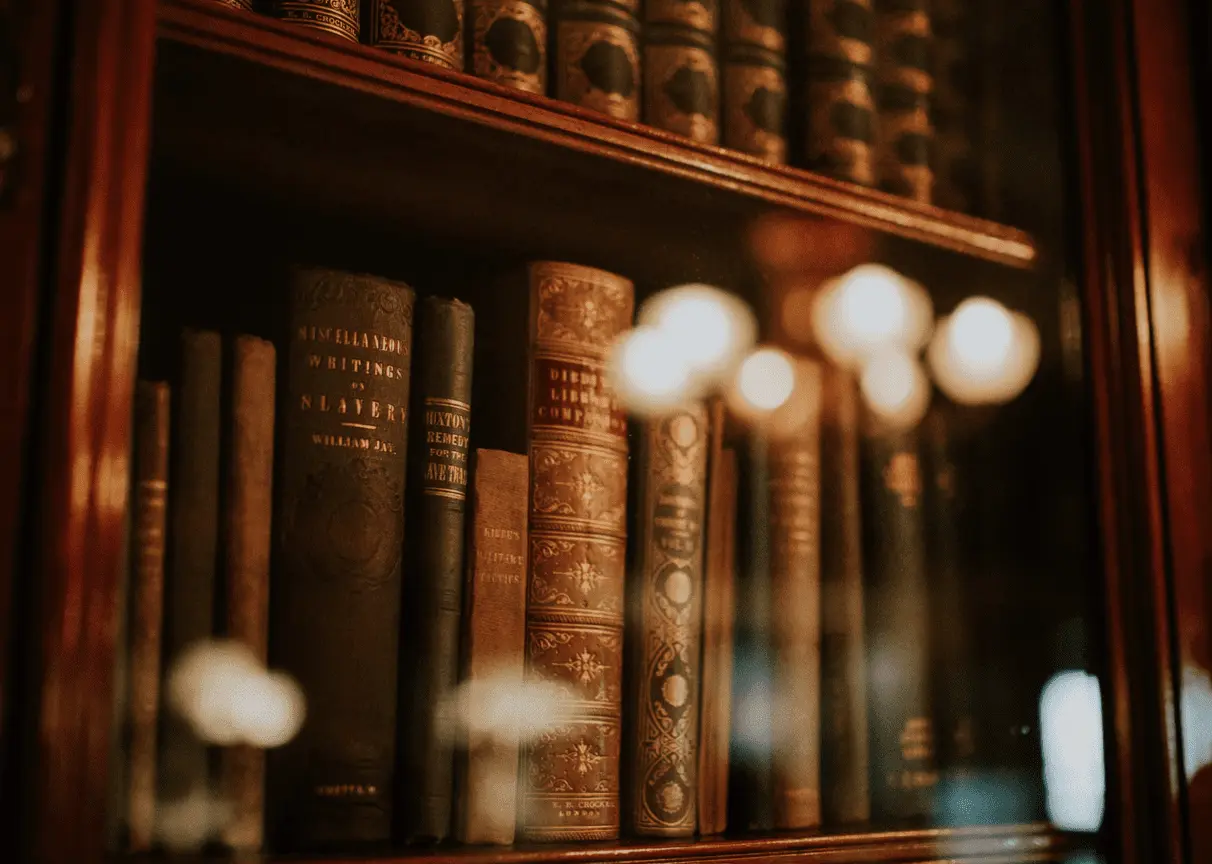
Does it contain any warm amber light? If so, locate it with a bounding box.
[608,325,696,416]
[859,348,931,429]
[732,347,796,414]
[638,284,756,383]
[928,298,1041,404]
[812,264,933,367]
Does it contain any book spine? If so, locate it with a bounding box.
[213,0,254,10]
[769,359,822,830]
[160,330,221,811]
[727,435,774,832]
[267,0,360,41]
[931,0,974,212]
[367,0,466,70]
[469,0,548,93]
[129,381,171,851]
[518,261,634,842]
[861,425,938,822]
[400,297,475,842]
[722,43,787,164]
[923,410,978,790]
[268,268,415,850]
[696,402,735,836]
[627,404,709,837]
[220,336,277,851]
[456,449,529,845]
[874,0,933,202]
[819,368,869,825]
[553,1,641,121]
[643,0,719,145]
[803,0,876,185]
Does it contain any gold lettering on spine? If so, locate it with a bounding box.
[422,397,471,500]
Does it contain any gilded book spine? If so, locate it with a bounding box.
[862,426,938,822]
[769,359,822,830]
[221,336,277,851]
[469,0,547,93]
[697,405,735,835]
[931,0,975,212]
[160,331,220,813]
[627,405,709,837]
[456,450,529,845]
[129,381,170,851]
[722,0,787,161]
[213,0,254,10]
[803,0,876,185]
[874,0,933,202]
[267,0,360,41]
[368,0,466,70]
[268,269,415,850]
[819,368,869,825]
[518,261,634,842]
[643,0,718,144]
[400,297,475,842]
[553,0,641,121]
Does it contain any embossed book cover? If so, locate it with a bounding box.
[626,404,709,837]
[267,268,415,850]
[470,261,634,841]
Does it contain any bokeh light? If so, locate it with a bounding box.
[608,325,696,416]
[731,346,796,415]
[859,348,931,430]
[811,264,933,367]
[928,298,1041,404]
[638,283,756,384]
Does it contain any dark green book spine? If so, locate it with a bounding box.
[399,297,475,842]
[268,269,415,850]
[861,423,937,823]
[159,330,222,815]
[727,435,775,832]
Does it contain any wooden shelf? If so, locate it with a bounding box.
[128,824,1082,864]
[153,0,1038,271]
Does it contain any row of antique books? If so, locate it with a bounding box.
[211,0,995,213]
[121,261,974,853]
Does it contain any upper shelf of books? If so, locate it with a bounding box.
[153,0,1038,270]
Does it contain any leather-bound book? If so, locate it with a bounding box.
[129,381,171,851]
[931,0,975,212]
[861,423,938,823]
[471,261,633,842]
[626,404,710,837]
[455,449,529,845]
[874,0,933,202]
[727,435,774,832]
[553,0,641,121]
[266,0,360,41]
[923,409,978,803]
[697,406,735,835]
[819,367,869,825]
[722,0,787,161]
[267,269,415,851]
[398,297,475,842]
[803,0,877,185]
[159,331,221,818]
[368,0,466,70]
[469,0,547,93]
[213,0,253,10]
[643,1,719,143]
[220,336,277,851]
[768,358,822,830]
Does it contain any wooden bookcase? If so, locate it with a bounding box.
[2,0,1209,862]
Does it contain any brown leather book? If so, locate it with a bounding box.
[626,404,710,837]
[266,0,360,41]
[129,381,170,851]
[367,0,466,70]
[819,367,869,825]
[468,0,547,94]
[722,0,788,161]
[267,268,415,850]
[221,336,276,851]
[697,407,736,835]
[471,261,633,842]
[643,12,720,144]
[212,0,253,10]
[553,1,641,121]
[455,449,529,845]
[159,330,221,819]
[769,358,823,830]
[399,297,475,842]
[874,0,934,202]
